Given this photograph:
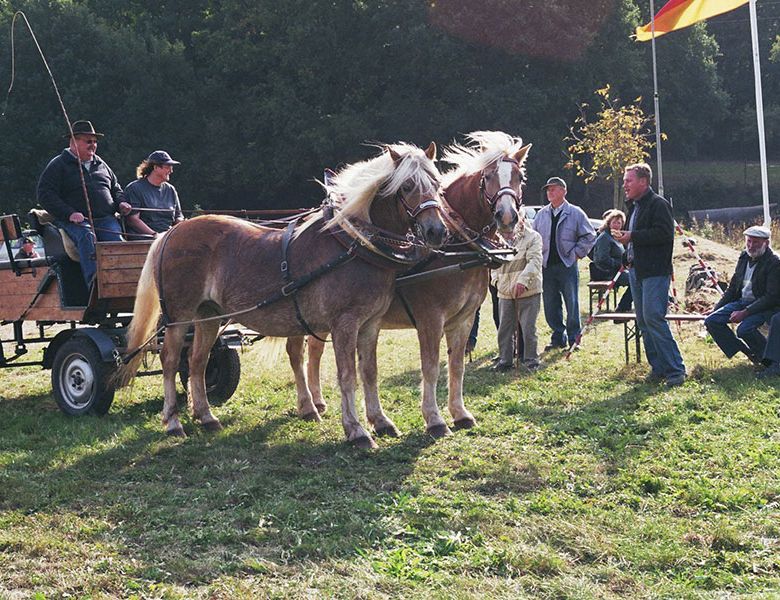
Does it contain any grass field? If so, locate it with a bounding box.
[1,252,779,599]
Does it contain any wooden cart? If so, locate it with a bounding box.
[0,213,241,416]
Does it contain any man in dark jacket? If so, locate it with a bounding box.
[37,120,131,285]
[614,163,686,386]
[705,225,780,363]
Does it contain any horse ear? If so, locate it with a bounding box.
[513,143,532,165]
[424,141,437,161]
[387,147,402,164]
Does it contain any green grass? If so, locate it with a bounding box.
[1,267,779,598]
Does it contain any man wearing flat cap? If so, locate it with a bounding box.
[124,150,184,237]
[532,176,596,350]
[705,225,780,364]
[14,236,39,260]
[37,120,131,285]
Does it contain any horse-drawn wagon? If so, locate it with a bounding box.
[0,212,242,415]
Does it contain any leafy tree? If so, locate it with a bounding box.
[566,85,655,211]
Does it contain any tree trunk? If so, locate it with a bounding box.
[612,178,625,213]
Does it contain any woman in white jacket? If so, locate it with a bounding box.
[491,216,544,371]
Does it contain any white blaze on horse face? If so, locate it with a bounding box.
[495,160,518,229]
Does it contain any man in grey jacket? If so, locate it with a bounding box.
[532,177,596,349]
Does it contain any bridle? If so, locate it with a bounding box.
[397,192,440,220]
[479,157,523,211]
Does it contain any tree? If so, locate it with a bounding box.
[566,85,656,211]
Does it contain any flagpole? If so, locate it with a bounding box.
[749,0,770,226]
[649,0,664,197]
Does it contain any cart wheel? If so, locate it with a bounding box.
[179,345,241,405]
[51,338,115,416]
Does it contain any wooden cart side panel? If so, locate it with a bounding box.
[0,268,84,321]
[96,241,152,300]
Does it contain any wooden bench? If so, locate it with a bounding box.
[588,281,618,315]
[591,312,706,363]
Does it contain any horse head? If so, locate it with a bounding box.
[480,142,531,234]
[384,142,447,248]
[441,131,532,238]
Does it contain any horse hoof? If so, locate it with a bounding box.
[315,402,328,415]
[166,426,186,438]
[453,418,477,430]
[374,424,400,438]
[350,436,378,450]
[426,424,452,439]
[301,410,322,423]
[202,420,223,432]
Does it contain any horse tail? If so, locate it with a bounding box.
[113,234,166,388]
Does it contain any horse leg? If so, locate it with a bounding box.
[306,335,328,414]
[285,336,321,422]
[189,320,223,432]
[358,321,399,437]
[331,325,376,449]
[418,324,451,438]
[160,325,187,436]
[445,320,477,430]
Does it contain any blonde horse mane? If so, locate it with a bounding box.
[440,131,527,187]
[324,143,440,228]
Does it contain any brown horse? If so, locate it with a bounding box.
[116,142,446,448]
[287,131,531,437]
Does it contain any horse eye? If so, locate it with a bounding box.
[402,182,414,193]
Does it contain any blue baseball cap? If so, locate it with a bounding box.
[147,150,180,165]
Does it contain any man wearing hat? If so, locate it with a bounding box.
[14,236,39,260]
[705,225,780,364]
[37,120,131,285]
[124,150,184,237]
[532,176,596,350]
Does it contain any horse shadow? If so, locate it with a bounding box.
[0,390,434,586]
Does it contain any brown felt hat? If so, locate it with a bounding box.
[64,120,104,139]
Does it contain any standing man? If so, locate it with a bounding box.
[124,150,185,237]
[533,177,596,349]
[615,163,686,386]
[491,213,543,371]
[705,226,780,364]
[37,120,131,285]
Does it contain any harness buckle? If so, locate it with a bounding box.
[281,281,296,297]
[280,260,288,273]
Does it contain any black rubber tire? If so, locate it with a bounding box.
[51,338,115,416]
[179,345,241,405]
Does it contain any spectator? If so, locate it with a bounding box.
[14,236,39,260]
[591,208,632,312]
[757,311,780,379]
[491,214,543,371]
[532,176,596,350]
[705,225,780,364]
[614,163,686,386]
[37,120,131,285]
[125,150,184,237]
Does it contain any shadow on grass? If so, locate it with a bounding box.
[0,390,433,586]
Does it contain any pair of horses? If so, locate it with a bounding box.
[117,132,530,448]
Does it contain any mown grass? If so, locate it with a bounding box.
[1,265,779,598]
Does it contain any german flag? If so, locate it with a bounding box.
[635,0,749,41]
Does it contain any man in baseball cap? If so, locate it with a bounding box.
[705,224,780,365]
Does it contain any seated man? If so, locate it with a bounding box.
[36,120,131,285]
[705,225,780,363]
[124,150,184,237]
[14,236,39,260]
[491,214,543,372]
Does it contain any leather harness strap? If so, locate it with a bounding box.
[281,218,330,342]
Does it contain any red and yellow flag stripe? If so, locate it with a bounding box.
[635,0,749,41]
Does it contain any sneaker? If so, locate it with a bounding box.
[493,362,513,372]
[757,362,780,380]
[665,373,686,387]
[525,362,541,372]
[490,355,502,365]
[644,371,664,384]
[543,343,567,352]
